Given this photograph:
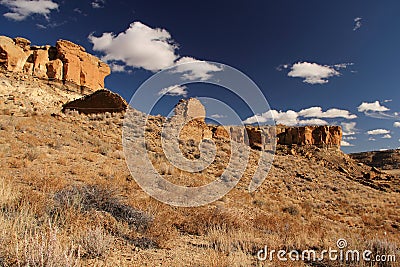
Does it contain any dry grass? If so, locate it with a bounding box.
[0,75,399,266]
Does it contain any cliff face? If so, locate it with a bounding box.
[0,36,110,92]
[174,99,343,150]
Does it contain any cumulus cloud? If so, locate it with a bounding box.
[357,101,399,119]
[158,85,188,97]
[89,21,179,72]
[299,107,357,119]
[341,122,357,136]
[298,119,328,126]
[382,134,392,139]
[109,63,128,73]
[341,140,354,147]
[367,129,390,135]
[393,122,400,128]
[287,62,340,84]
[210,114,227,119]
[89,21,222,80]
[368,137,376,141]
[243,106,355,126]
[358,101,389,113]
[172,57,223,81]
[343,136,356,140]
[91,0,105,8]
[353,17,362,31]
[0,0,58,21]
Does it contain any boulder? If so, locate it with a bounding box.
[174,98,206,120]
[62,89,128,114]
[172,98,212,142]
[13,37,31,51]
[0,36,29,72]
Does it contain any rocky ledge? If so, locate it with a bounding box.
[171,98,343,150]
[0,36,110,93]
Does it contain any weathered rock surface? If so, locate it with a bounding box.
[0,36,110,92]
[172,98,212,142]
[0,36,29,72]
[56,40,110,91]
[276,125,342,148]
[62,89,128,114]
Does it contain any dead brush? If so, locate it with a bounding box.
[16,222,81,267]
[79,226,114,259]
[53,185,153,232]
[175,207,246,236]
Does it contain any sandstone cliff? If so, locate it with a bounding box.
[172,99,343,150]
[0,36,110,92]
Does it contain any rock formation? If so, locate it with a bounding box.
[0,36,110,92]
[172,98,213,142]
[275,125,342,148]
[62,89,128,114]
[172,98,343,149]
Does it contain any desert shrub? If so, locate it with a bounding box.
[16,223,80,267]
[282,205,300,216]
[176,207,245,236]
[129,237,158,249]
[80,226,114,258]
[365,238,398,267]
[53,185,153,231]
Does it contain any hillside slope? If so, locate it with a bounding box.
[0,71,399,266]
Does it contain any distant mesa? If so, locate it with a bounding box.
[171,98,343,149]
[62,89,128,114]
[0,35,110,93]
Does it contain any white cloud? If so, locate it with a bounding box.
[89,21,179,72]
[210,114,227,119]
[341,122,357,136]
[298,119,328,126]
[343,136,356,140]
[367,129,390,135]
[172,57,223,81]
[109,63,128,73]
[243,110,298,125]
[334,63,354,69]
[158,85,187,97]
[91,0,105,8]
[382,134,392,139]
[384,99,392,103]
[0,0,58,21]
[358,101,389,112]
[287,62,340,84]
[368,137,376,141]
[341,140,354,147]
[353,17,362,31]
[394,122,400,128]
[299,107,357,119]
[243,106,354,126]
[89,21,222,80]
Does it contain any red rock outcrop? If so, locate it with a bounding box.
[276,125,342,148]
[62,89,127,114]
[172,99,343,149]
[172,98,213,142]
[0,36,110,92]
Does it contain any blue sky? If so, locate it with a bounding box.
[0,0,399,153]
